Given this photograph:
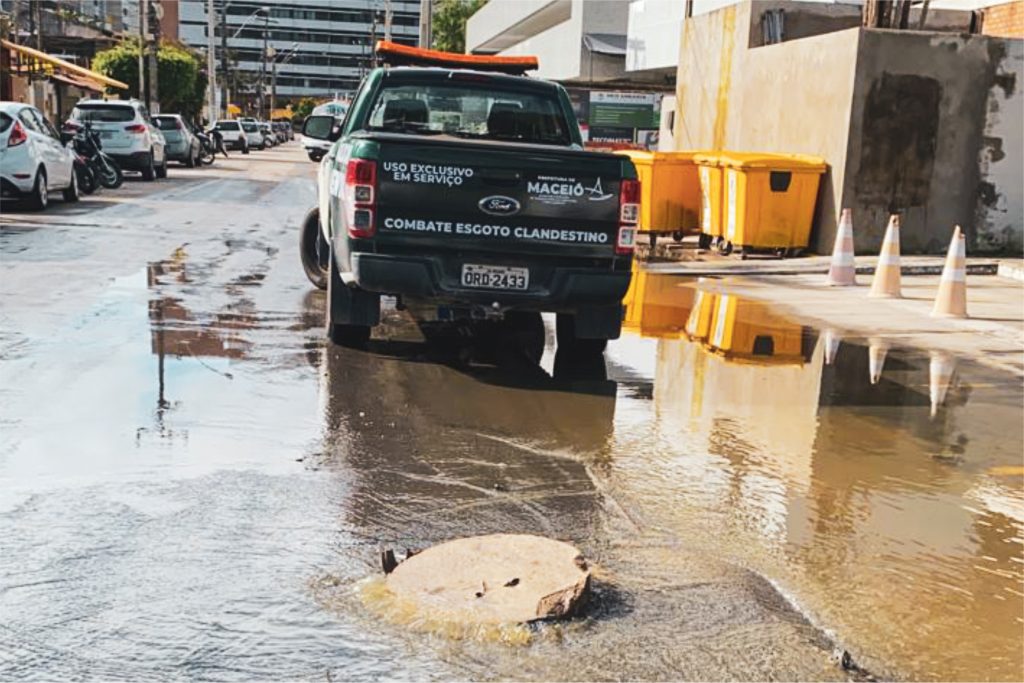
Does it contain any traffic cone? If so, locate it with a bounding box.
[868,338,888,385]
[929,351,955,418]
[826,209,857,286]
[869,214,902,298]
[931,226,968,318]
[823,328,841,366]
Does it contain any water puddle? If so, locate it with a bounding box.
[611,270,1024,680]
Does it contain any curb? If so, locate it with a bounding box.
[640,261,1000,277]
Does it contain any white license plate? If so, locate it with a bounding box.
[461,264,529,291]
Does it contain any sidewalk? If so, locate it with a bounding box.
[676,269,1024,376]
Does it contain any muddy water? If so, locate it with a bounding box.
[2,166,1021,680]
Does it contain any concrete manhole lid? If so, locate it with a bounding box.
[385,533,591,625]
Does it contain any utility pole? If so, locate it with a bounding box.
[384,0,392,42]
[206,0,216,121]
[149,0,160,113]
[418,0,431,48]
[33,0,41,51]
[259,9,268,119]
[138,0,146,103]
[220,0,228,119]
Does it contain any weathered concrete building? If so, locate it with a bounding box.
[670,0,1023,255]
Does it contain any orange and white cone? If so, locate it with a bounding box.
[869,214,902,298]
[868,338,888,385]
[931,226,968,318]
[826,209,857,286]
[823,328,841,366]
[929,351,955,418]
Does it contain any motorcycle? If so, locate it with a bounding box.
[73,152,98,195]
[65,122,124,189]
[193,127,218,166]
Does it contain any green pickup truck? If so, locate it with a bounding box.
[299,62,638,350]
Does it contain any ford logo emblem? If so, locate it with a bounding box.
[478,195,520,216]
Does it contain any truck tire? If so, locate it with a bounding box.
[326,248,377,348]
[556,313,608,355]
[300,207,329,290]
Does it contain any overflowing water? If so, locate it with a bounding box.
[1,206,1021,680]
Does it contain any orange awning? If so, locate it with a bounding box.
[2,38,129,90]
[49,73,104,93]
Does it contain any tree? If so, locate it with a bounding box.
[431,0,487,54]
[92,39,206,119]
[291,97,319,122]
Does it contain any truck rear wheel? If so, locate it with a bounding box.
[300,207,329,290]
[326,248,378,349]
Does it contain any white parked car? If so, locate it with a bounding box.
[0,101,78,210]
[67,99,167,181]
[212,120,249,153]
[241,120,264,150]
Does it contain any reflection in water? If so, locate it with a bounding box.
[311,315,853,680]
[617,269,1024,680]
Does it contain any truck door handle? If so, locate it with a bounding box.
[480,171,521,187]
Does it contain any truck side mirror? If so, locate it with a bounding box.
[302,115,339,141]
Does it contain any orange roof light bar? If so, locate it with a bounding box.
[375,41,539,75]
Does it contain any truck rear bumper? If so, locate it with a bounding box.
[351,252,630,311]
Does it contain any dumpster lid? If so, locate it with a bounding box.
[692,151,724,166]
[615,150,700,164]
[717,152,827,171]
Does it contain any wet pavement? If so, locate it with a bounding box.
[1,145,1021,681]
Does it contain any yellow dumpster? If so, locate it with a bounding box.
[616,151,702,244]
[693,152,724,250]
[705,293,807,365]
[718,152,827,258]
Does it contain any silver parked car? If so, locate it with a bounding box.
[68,99,167,181]
[0,101,78,210]
[152,114,201,167]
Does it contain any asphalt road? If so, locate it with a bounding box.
[1,144,1020,681]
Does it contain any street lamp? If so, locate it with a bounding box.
[269,42,299,120]
[220,4,272,119]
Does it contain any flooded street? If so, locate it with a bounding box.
[1,147,1021,681]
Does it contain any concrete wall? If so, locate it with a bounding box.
[845,30,1024,254]
[674,0,1023,254]
[626,0,686,71]
[975,38,1023,253]
[983,0,1024,39]
[674,2,860,252]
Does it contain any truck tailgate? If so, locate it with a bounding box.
[370,135,625,259]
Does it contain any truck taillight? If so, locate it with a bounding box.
[345,158,377,239]
[617,178,640,255]
[7,120,27,147]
